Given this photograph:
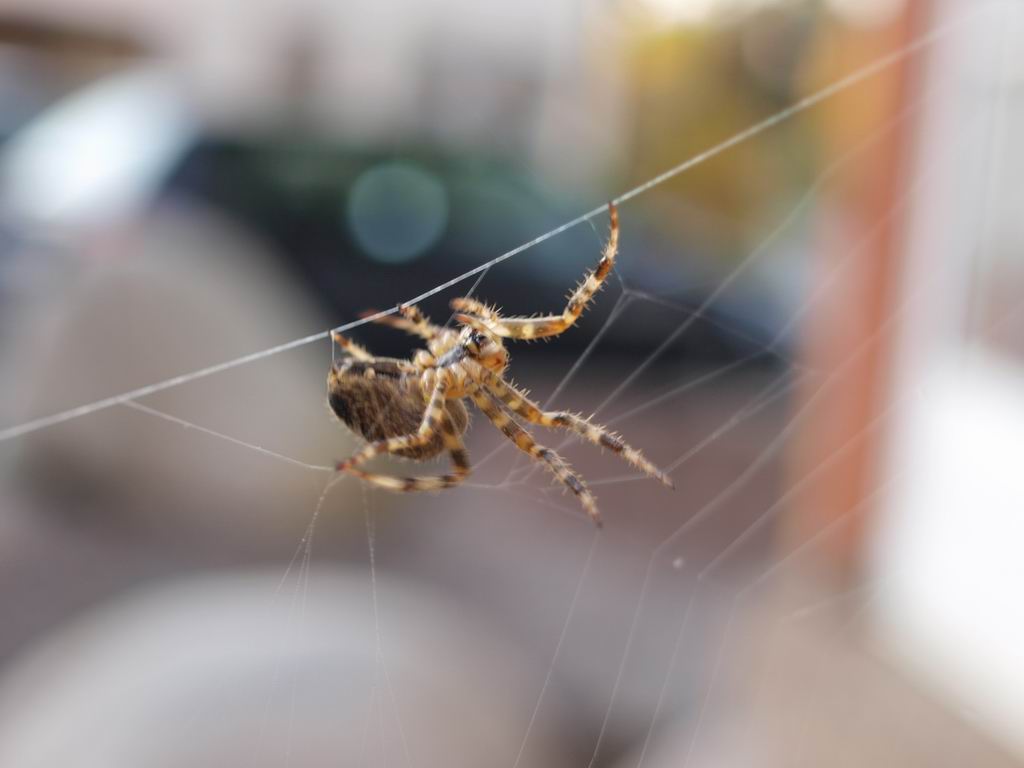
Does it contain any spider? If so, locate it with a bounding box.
[327,203,672,526]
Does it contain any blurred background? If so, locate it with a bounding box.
[0,0,1022,765]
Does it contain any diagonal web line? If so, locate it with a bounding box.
[512,75,922,487]
[121,400,334,471]
[0,16,960,445]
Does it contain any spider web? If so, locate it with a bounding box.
[0,4,1013,767]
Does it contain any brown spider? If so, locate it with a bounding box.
[328,203,672,526]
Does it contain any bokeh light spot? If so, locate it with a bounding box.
[347,162,448,264]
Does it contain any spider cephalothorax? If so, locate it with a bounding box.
[328,203,672,526]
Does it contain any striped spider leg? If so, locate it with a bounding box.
[361,304,443,342]
[470,389,600,525]
[483,372,673,488]
[451,202,619,340]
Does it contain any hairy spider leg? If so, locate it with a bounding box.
[483,373,674,488]
[361,304,444,342]
[448,297,501,322]
[331,330,374,361]
[471,389,601,526]
[456,202,619,340]
[362,305,458,366]
[337,373,471,491]
[344,429,470,492]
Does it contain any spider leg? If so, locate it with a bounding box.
[343,422,472,492]
[331,330,374,361]
[471,390,601,526]
[337,374,450,473]
[360,304,444,341]
[456,203,618,340]
[449,297,500,323]
[484,374,674,489]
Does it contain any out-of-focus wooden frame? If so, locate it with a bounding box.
[783,0,932,582]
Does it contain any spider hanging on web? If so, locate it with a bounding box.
[328,203,673,526]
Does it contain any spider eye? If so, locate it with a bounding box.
[471,332,488,346]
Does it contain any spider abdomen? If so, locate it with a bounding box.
[328,360,468,460]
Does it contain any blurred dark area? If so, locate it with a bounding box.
[164,139,780,365]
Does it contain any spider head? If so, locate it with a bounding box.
[456,316,508,373]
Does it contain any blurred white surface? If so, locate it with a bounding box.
[0,68,195,229]
[875,353,1024,760]
[0,567,570,768]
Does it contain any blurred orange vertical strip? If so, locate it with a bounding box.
[784,0,931,582]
